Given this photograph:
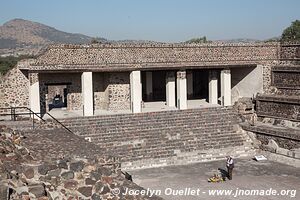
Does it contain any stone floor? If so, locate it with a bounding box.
[44,99,219,119]
[129,158,300,200]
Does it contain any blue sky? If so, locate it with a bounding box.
[1,0,300,42]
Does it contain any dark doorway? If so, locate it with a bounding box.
[46,83,71,111]
[142,71,166,102]
[152,71,166,101]
[193,70,209,100]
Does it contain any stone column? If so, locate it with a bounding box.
[187,71,193,99]
[209,70,218,104]
[176,70,187,110]
[130,71,142,113]
[81,72,94,116]
[145,71,153,101]
[221,69,231,106]
[29,73,41,115]
[166,71,176,107]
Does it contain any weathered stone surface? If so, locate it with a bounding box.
[0,62,31,114]
[37,197,49,200]
[256,95,300,121]
[61,171,74,180]
[100,185,110,195]
[91,193,102,200]
[70,161,84,172]
[0,183,9,200]
[94,181,104,193]
[272,66,300,89]
[57,160,68,169]
[23,168,34,179]
[91,171,102,181]
[28,184,46,198]
[38,164,57,175]
[78,186,92,197]
[63,180,78,190]
[99,167,112,176]
[0,126,163,200]
[85,178,96,185]
[47,168,61,177]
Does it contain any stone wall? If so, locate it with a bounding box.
[31,43,279,71]
[0,61,32,113]
[108,72,130,110]
[93,72,109,110]
[271,66,300,96]
[262,62,300,95]
[256,95,300,121]
[280,43,300,60]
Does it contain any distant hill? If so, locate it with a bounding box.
[0,19,107,56]
[214,38,261,43]
[0,18,279,56]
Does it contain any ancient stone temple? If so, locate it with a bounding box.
[1,42,300,199]
[0,42,299,168]
[0,43,283,115]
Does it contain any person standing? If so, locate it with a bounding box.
[226,156,234,180]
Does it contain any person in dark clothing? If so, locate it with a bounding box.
[226,156,234,180]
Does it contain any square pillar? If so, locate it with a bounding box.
[221,69,231,106]
[176,70,187,110]
[187,71,193,99]
[209,70,218,104]
[130,71,142,113]
[29,73,41,115]
[81,72,94,116]
[166,71,176,107]
[145,71,153,101]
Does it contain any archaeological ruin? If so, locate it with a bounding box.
[0,42,299,199]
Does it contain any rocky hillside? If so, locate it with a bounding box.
[0,19,106,56]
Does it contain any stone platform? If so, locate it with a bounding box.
[130,158,300,200]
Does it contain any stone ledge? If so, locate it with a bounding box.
[122,145,256,170]
[256,94,300,104]
[259,150,300,168]
[241,122,300,141]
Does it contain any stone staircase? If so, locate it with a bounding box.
[60,107,255,169]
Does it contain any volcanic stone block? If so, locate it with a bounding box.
[28,184,46,198]
[70,161,84,172]
[38,164,57,175]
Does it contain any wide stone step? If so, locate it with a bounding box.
[65,116,236,128]
[60,107,236,123]
[71,122,235,134]
[122,145,256,170]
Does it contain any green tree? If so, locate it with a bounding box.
[185,36,210,44]
[91,38,100,44]
[0,55,35,75]
[281,20,300,42]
